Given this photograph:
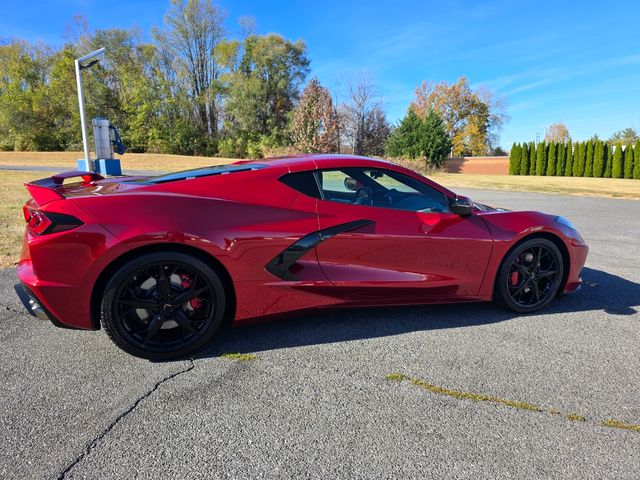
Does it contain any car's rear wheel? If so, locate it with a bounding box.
[495,238,564,313]
[101,252,226,360]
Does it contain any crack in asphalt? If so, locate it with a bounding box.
[56,359,195,480]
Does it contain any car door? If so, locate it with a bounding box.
[314,167,493,301]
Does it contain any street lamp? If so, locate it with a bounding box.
[540,124,549,142]
[75,48,105,168]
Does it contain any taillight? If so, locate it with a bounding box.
[23,207,83,235]
[22,205,32,222]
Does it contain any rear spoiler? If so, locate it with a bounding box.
[24,171,104,206]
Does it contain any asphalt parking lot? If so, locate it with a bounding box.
[1,188,638,479]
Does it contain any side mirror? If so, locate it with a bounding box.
[451,195,473,216]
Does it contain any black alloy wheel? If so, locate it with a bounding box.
[101,252,226,360]
[496,238,564,313]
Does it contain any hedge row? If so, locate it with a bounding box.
[509,140,640,179]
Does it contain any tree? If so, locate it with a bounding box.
[528,141,536,175]
[341,76,389,156]
[545,123,570,143]
[564,140,573,176]
[634,141,640,180]
[584,140,594,177]
[491,145,507,156]
[624,143,634,179]
[411,77,507,156]
[509,142,516,174]
[290,77,339,153]
[603,143,612,178]
[385,107,450,167]
[509,142,521,175]
[573,142,585,177]
[520,142,529,175]
[546,142,556,176]
[593,140,605,178]
[385,108,423,159]
[155,0,226,140]
[41,47,84,150]
[556,142,566,176]
[536,141,547,176]
[0,42,55,150]
[418,109,451,167]
[611,144,623,178]
[609,128,639,145]
[222,33,310,155]
[84,28,171,153]
[362,106,390,156]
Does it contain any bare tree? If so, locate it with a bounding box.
[363,106,390,156]
[545,122,571,143]
[155,0,226,137]
[238,16,256,38]
[63,14,91,49]
[341,75,389,156]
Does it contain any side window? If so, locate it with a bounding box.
[315,170,358,203]
[279,171,321,198]
[317,168,450,213]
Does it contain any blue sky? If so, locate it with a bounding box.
[2,0,639,148]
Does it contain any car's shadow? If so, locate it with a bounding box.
[196,267,639,358]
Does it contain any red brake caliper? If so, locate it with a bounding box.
[180,274,202,309]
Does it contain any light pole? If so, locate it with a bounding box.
[540,124,549,142]
[75,48,105,167]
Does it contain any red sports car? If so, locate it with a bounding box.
[15,155,588,359]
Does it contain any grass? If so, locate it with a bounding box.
[602,419,640,432]
[220,352,257,361]
[386,373,639,433]
[385,373,542,412]
[0,170,56,269]
[431,173,640,200]
[566,413,587,422]
[0,151,233,171]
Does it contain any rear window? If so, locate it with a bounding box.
[130,164,267,184]
[279,171,321,198]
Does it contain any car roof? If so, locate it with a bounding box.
[234,154,455,197]
[235,154,394,170]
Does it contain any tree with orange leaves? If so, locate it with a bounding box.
[411,77,507,156]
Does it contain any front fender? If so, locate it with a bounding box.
[475,211,582,299]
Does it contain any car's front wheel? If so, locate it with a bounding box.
[101,252,226,360]
[495,238,564,313]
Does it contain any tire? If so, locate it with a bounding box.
[100,252,226,360]
[495,238,564,313]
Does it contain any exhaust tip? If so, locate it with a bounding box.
[13,284,49,321]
